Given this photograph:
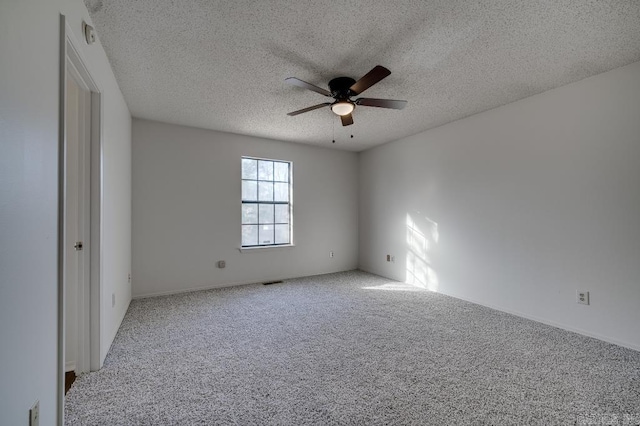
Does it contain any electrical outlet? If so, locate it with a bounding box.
[112,293,116,308]
[29,400,39,426]
[386,254,391,262]
[577,291,589,305]
[128,273,131,283]
[217,260,226,268]
[329,251,334,258]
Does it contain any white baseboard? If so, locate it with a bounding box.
[359,267,640,352]
[65,361,76,372]
[132,268,358,299]
[440,289,640,352]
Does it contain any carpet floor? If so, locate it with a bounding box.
[65,271,640,425]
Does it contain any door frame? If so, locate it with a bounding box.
[58,13,103,424]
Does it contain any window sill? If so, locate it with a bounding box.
[239,244,295,253]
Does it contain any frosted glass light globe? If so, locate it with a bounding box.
[331,102,354,116]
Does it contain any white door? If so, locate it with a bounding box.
[64,72,90,373]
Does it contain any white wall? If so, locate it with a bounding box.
[0,0,131,424]
[99,52,132,364]
[132,119,358,297]
[359,61,640,350]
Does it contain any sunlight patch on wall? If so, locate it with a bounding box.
[405,213,439,292]
[361,212,440,292]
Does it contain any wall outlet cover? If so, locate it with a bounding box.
[30,400,39,426]
[577,291,590,305]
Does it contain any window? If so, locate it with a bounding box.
[241,157,292,247]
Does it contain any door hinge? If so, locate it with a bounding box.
[74,241,84,251]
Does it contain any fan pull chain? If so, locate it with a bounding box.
[332,117,335,144]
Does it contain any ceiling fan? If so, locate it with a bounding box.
[285,65,407,126]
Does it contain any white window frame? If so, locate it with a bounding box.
[240,156,293,250]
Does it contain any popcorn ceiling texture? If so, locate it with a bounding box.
[83,0,640,151]
[64,271,640,425]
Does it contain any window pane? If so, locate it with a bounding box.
[241,158,292,247]
[275,204,289,224]
[258,160,273,181]
[258,204,274,224]
[275,224,290,244]
[242,225,258,246]
[242,180,257,201]
[274,182,289,202]
[258,181,273,201]
[242,158,257,179]
[274,162,289,182]
[259,224,274,245]
[242,204,258,224]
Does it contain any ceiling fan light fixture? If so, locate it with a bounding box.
[331,101,354,116]
[285,66,406,128]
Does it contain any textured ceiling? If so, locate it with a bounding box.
[85,0,640,151]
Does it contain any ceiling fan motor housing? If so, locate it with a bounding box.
[328,77,357,99]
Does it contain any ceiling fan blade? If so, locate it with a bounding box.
[355,98,407,110]
[340,113,354,126]
[285,77,332,97]
[349,65,391,95]
[287,103,331,116]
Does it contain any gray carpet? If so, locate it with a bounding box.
[65,271,640,425]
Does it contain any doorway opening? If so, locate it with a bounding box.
[58,14,103,423]
[65,59,91,378]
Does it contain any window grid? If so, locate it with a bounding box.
[241,157,291,247]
